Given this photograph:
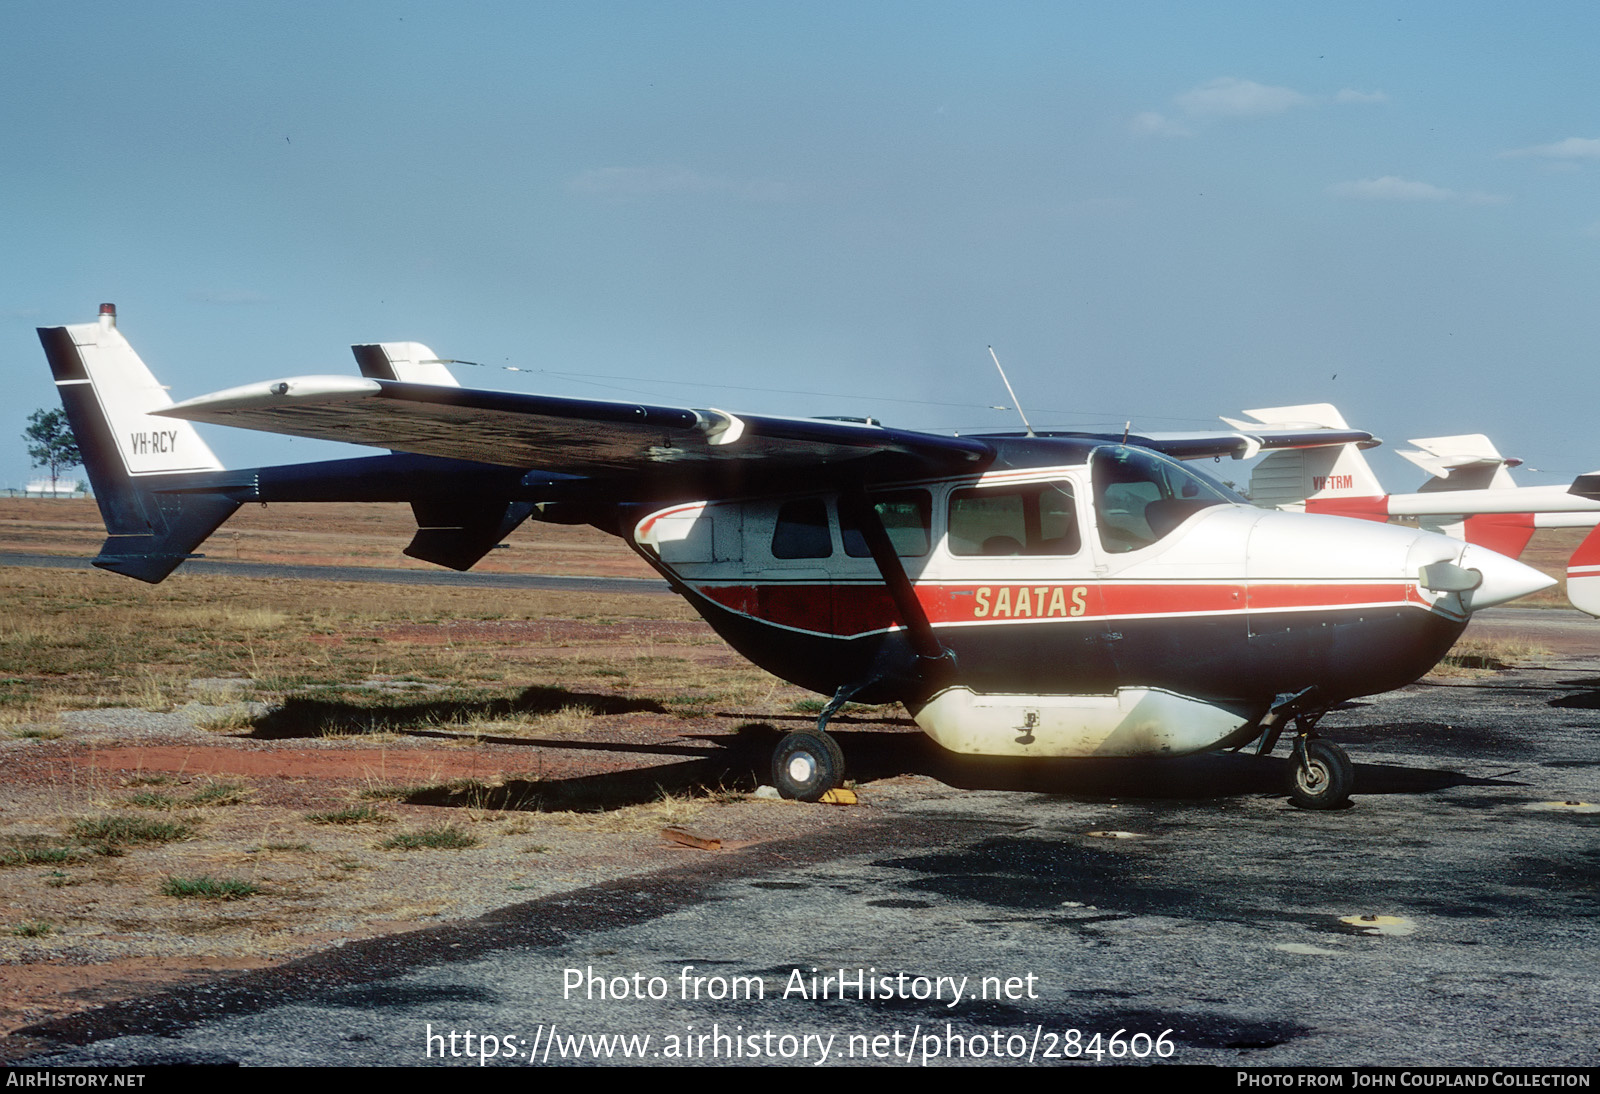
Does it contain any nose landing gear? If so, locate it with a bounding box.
[1289,735,1353,810]
[1252,693,1354,809]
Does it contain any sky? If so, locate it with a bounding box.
[3,1,1598,494]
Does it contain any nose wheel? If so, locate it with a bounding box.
[1289,736,1353,809]
[772,731,845,801]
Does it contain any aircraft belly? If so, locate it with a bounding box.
[1244,605,1465,700]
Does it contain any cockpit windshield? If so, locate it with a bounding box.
[1091,445,1233,554]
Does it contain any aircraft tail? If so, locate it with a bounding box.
[1225,404,1388,520]
[351,342,461,386]
[1566,524,1600,617]
[37,304,240,582]
[1396,434,1521,492]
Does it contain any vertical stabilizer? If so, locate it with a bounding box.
[351,342,461,386]
[38,305,238,582]
[1397,434,1520,492]
[1566,523,1600,617]
[1227,405,1386,517]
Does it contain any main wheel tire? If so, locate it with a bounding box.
[820,731,845,779]
[1288,738,1353,809]
[773,732,840,802]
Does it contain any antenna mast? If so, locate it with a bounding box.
[987,346,1036,438]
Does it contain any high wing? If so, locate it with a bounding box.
[154,375,994,495]
[39,306,1379,582]
[156,373,1375,494]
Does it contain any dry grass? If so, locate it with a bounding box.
[547,789,710,833]
[0,566,712,729]
[0,503,860,1033]
[1432,634,1551,678]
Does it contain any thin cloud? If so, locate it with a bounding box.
[1174,77,1308,118]
[1327,176,1507,205]
[1501,137,1600,161]
[568,165,790,201]
[1129,111,1192,138]
[1134,78,1386,136]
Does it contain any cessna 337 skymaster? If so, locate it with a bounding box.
[40,306,1555,809]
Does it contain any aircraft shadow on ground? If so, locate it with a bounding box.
[830,729,1516,800]
[239,685,668,740]
[234,694,1516,812]
[1548,677,1600,708]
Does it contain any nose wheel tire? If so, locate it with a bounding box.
[1289,738,1353,809]
[773,732,843,802]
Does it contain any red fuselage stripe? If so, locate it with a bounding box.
[694,581,1428,637]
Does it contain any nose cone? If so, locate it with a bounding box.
[1458,544,1557,611]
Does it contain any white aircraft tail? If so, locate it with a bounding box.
[46,305,225,478]
[352,342,461,386]
[1224,405,1385,515]
[1396,434,1520,492]
[38,304,238,581]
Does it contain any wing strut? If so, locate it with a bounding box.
[836,489,955,683]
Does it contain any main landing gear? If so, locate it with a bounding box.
[772,731,845,802]
[771,682,858,801]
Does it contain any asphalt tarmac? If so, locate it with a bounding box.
[14,622,1599,1068]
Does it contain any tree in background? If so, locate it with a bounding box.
[24,408,82,496]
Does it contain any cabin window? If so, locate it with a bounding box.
[840,490,932,558]
[771,498,833,559]
[1091,445,1230,554]
[946,481,1082,556]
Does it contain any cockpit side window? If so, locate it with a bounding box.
[947,481,1082,556]
[840,490,932,558]
[772,498,833,559]
[1092,445,1230,554]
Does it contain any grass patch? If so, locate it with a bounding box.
[71,815,194,847]
[127,791,180,809]
[185,780,249,807]
[0,839,83,868]
[125,780,249,810]
[160,875,259,900]
[196,706,257,732]
[379,824,479,851]
[124,773,176,787]
[357,781,436,802]
[306,805,392,826]
[1435,635,1550,676]
[11,920,54,937]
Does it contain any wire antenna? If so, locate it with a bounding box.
[987,346,1036,437]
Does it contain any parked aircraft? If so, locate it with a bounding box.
[39,307,1555,809]
[1229,406,1600,615]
